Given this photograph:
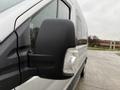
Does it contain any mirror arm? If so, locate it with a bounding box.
[28,53,55,68]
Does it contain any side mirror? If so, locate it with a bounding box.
[28,19,76,79]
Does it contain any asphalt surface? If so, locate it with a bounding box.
[76,50,120,90]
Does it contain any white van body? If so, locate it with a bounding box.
[0,0,88,90]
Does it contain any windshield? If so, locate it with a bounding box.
[0,0,24,13]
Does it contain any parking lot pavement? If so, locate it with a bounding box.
[76,50,120,90]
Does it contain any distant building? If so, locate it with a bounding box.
[99,40,120,49]
[88,36,120,49]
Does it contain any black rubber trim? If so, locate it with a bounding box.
[61,0,71,19]
[14,31,22,83]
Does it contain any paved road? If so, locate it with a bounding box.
[76,50,120,90]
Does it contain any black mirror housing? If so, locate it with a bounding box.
[29,19,76,79]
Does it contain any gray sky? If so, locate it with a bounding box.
[77,0,120,40]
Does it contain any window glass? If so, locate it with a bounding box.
[76,16,82,40]
[76,16,87,45]
[30,0,57,47]
[58,0,70,19]
[0,0,24,13]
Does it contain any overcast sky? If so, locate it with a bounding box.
[77,0,120,41]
